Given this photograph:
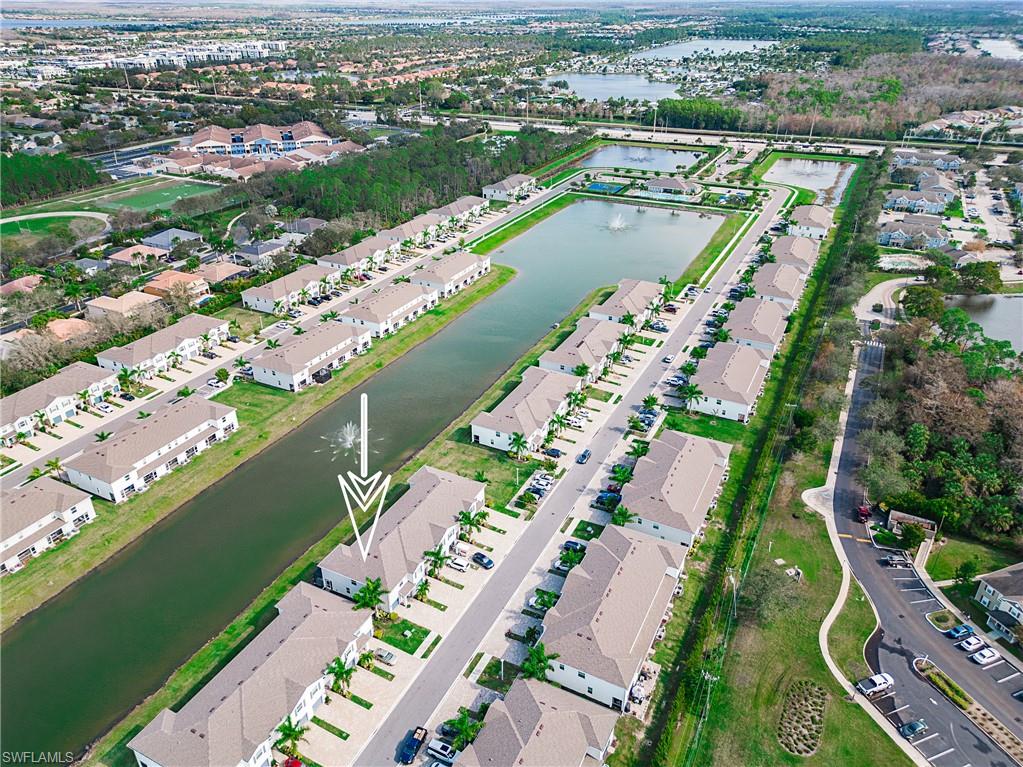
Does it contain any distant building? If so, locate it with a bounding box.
[482,173,537,202]
[187,121,333,156]
[410,250,491,298]
[141,228,202,252]
[85,290,162,320]
[892,149,963,171]
[646,177,702,199]
[883,190,948,215]
[143,270,211,305]
[337,282,438,337]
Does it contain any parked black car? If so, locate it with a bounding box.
[563,540,586,553]
[472,552,495,569]
[545,448,564,458]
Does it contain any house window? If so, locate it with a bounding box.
[587,687,593,694]
[185,446,198,458]
[577,671,585,679]
[143,472,157,483]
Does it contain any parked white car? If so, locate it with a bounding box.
[448,557,470,573]
[969,647,1001,665]
[957,636,985,653]
[97,403,115,414]
[855,673,895,697]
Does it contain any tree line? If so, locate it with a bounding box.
[1,153,108,208]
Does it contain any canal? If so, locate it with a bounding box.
[0,199,725,758]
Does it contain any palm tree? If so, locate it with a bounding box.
[472,508,489,531]
[95,431,112,442]
[265,339,281,350]
[326,657,355,695]
[610,465,633,485]
[321,311,339,322]
[680,362,698,377]
[714,327,731,343]
[27,467,45,481]
[509,432,528,460]
[677,383,703,411]
[415,578,431,602]
[572,363,591,379]
[612,505,638,526]
[443,709,484,751]
[521,642,559,681]
[551,412,568,435]
[621,312,636,329]
[273,299,286,317]
[233,356,248,369]
[64,282,84,310]
[298,287,311,305]
[33,410,48,433]
[628,441,650,460]
[423,545,451,577]
[199,332,212,352]
[293,326,305,335]
[607,350,623,370]
[358,650,375,669]
[274,715,308,756]
[117,368,133,393]
[559,548,584,570]
[619,331,635,348]
[458,509,483,542]
[77,389,92,411]
[642,394,659,410]
[566,390,586,412]
[168,350,183,369]
[352,577,384,612]
[44,457,63,477]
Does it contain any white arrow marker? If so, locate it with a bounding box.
[337,393,390,562]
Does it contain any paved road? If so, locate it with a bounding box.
[833,340,1020,767]
[354,186,791,766]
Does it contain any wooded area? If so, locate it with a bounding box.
[1,152,107,207]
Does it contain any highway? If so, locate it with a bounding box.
[832,339,1020,767]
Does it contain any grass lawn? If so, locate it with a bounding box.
[213,305,266,339]
[476,657,521,695]
[585,386,614,403]
[926,533,1022,582]
[671,212,748,292]
[571,520,605,541]
[97,180,220,213]
[313,716,350,740]
[1,266,515,634]
[376,618,430,655]
[661,408,748,444]
[0,214,101,235]
[828,576,876,683]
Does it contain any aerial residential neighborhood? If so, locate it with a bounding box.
[1,4,1022,767]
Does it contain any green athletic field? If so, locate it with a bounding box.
[97,181,219,212]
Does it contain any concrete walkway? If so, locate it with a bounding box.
[802,346,930,767]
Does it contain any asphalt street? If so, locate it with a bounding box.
[353,186,790,766]
[833,339,1021,767]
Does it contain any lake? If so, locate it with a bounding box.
[948,293,1023,351]
[0,198,723,759]
[763,157,856,206]
[580,145,703,173]
[0,17,165,28]
[631,38,778,60]
[544,72,680,102]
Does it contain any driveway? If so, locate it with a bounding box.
[831,339,1021,767]
[353,184,792,766]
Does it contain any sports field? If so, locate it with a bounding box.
[98,180,219,212]
[0,215,82,235]
[1,176,222,218]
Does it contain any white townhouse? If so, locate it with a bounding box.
[470,366,581,453]
[1,477,96,576]
[883,190,948,215]
[1,362,119,446]
[892,149,963,171]
[64,398,238,504]
[723,298,788,354]
[538,317,621,383]
[337,282,438,337]
[96,314,229,377]
[769,235,818,275]
[588,279,663,325]
[482,173,537,202]
[690,342,771,422]
[241,265,342,314]
[787,205,833,240]
[973,563,1023,645]
[316,235,398,272]
[128,583,372,767]
[541,526,685,711]
[319,466,486,612]
[379,213,445,249]
[619,430,731,548]
[410,250,491,297]
[751,263,806,309]
[250,322,372,391]
[429,195,488,226]
[461,679,618,767]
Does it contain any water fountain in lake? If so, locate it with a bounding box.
[316,421,379,463]
[607,212,630,232]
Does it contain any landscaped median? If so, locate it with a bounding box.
[1,265,516,635]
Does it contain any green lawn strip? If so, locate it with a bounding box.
[870,524,900,548]
[422,634,442,659]
[661,408,748,444]
[425,598,448,612]
[436,575,464,590]
[925,533,1022,582]
[295,752,324,767]
[1,266,515,636]
[571,520,605,541]
[213,305,267,339]
[469,193,578,255]
[671,212,748,293]
[376,618,430,655]
[585,386,614,402]
[369,665,395,681]
[312,716,350,740]
[476,658,521,695]
[348,694,373,710]
[828,576,876,683]
[464,651,485,678]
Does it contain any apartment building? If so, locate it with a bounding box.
[542,526,685,710]
[892,149,964,171]
[588,279,663,325]
[689,342,771,422]
[1,477,96,576]
[461,679,617,767]
[482,173,537,202]
[64,398,238,503]
[751,263,806,309]
[470,366,581,453]
[723,298,788,353]
[538,317,622,384]
[974,563,1023,645]
[379,213,445,248]
[769,236,818,274]
[128,583,372,767]
[241,265,341,314]
[251,322,372,391]
[410,251,491,297]
[316,235,398,272]
[186,120,333,156]
[337,282,438,337]
[787,205,833,240]
[883,190,948,215]
[619,430,731,547]
[429,195,488,224]
[96,314,229,377]
[1,362,119,446]
[319,466,485,611]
